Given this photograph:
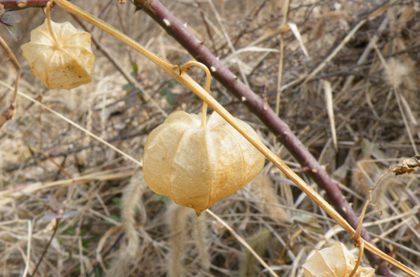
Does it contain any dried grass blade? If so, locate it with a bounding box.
[0,168,134,205]
[288,22,309,60]
[0,81,142,167]
[370,42,418,155]
[301,19,366,86]
[222,47,279,64]
[206,210,279,277]
[275,0,290,117]
[323,80,337,151]
[22,220,33,277]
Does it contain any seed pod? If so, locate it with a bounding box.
[302,242,374,277]
[21,19,95,90]
[143,111,265,215]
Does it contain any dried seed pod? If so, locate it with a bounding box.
[302,242,374,277]
[143,111,265,215]
[21,19,95,90]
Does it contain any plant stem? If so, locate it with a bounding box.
[131,0,390,275]
[1,0,49,10]
[45,1,59,45]
[49,1,418,276]
[30,219,60,277]
[180,61,211,128]
[4,0,418,275]
[0,34,21,129]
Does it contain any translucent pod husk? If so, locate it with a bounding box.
[21,19,95,90]
[302,242,375,277]
[143,111,265,215]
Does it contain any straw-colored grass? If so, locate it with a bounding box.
[1,0,419,276]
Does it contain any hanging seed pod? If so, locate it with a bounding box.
[143,111,265,215]
[21,19,95,90]
[302,242,375,277]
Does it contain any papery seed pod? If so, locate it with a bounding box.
[21,19,95,90]
[143,111,265,215]
[302,242,375,277]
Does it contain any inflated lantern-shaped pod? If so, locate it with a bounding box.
[302,242,374,277]
[143,110,265,215]
[21,19,95,90]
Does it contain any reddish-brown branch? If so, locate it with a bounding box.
[2,0,390,274]
[0,34,21,129]
[1,0,48,11]
[132,0,390,275]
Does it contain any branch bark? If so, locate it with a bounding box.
[1,0,48,11]
[0,0,392,274]
[132,0,390,275]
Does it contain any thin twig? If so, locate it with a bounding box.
[340,17,389,93]
[52,0,417,275]
[370,38,418,155]
[207,210,279,277]
[299,19,367,87]
[0,80,142,167]
[2,1,417,275]
[130,1,392,274]
[18,87,143,167]
[30,219,60,277]
[70,15,168,117]
[0,34,21,129]
[275,0,290,117]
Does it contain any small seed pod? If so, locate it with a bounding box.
[143,111,265,215]
[302,242,374,277]
[21,19,95,90]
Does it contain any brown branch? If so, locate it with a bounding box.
[131,0,391,275]
[1,0,393,274]
[30,218,60,277]
[1,0,48,10]
[0,34,21,129]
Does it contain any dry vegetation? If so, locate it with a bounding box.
[1,0,420,276]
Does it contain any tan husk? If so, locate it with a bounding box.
[143,111,265,215]
[21,19,95,90]
[302,242,374,277]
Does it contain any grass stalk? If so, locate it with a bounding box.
[48,1,420,276]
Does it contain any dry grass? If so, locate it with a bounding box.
[1,0,420,276]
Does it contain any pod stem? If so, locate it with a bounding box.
[49,1,420,276]
[45,1,59,45]
[180,61,211,128]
